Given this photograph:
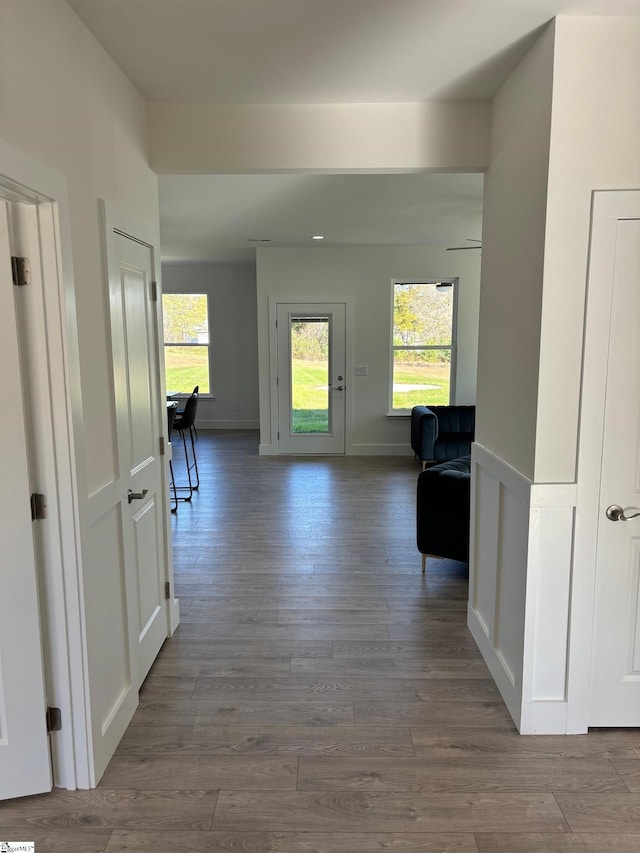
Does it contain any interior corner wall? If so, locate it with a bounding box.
[469,22,559,733]
[533,15,640,483]
[256,244,481,454]
[475,21,555,481]
[161,263,260,429]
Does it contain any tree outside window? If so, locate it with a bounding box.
[162,293,210,394]
[391,281,456,411]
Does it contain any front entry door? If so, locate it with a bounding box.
[109,231,168,689]
[276,302,346,454]
[0,201,51,799]
[589,212,640,726]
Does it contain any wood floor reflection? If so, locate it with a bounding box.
[2,431,640,852]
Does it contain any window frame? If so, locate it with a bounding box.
[389,278,458,415]
[162,291,213,398]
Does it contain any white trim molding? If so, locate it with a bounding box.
[468,442,577,733]
[266,294,353,456]
[0,139,91,788]
[349,443,414,456]
[100,200,179,640]
[197,419,260,431]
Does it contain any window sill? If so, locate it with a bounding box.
[386,412,411,418]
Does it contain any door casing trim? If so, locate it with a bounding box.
[267,294,353,456]
[100,200,180,638]
[0,138,91,789]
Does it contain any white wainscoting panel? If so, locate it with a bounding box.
[468,443,577,733]
[85,493,138,781]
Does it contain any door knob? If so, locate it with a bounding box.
[606,504,640,522]
[128,488,149,504]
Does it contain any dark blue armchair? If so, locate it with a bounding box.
[410,405,475,469]
[417,455,471,572]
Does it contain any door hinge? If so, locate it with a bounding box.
[11,255,31,287]
[151,280,158,301]
[277,431,280,440]
[160,436,166,456]
[46,706,62,733]
[165,581,171,600]
[30,493,47,521]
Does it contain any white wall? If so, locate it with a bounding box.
[256,244,481,454]
[475,22,555,482]
[150,102,490,173]
[534,16,640,483]
[0,0,160,781]
[161,263,260,429]
[0,0,158,493]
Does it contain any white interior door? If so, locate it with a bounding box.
[590,215,640,726]
[109,232,168,689]
[0,201,52,799]
[276,302,346,454]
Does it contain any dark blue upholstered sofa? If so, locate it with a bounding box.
[410,405,475,468]
[417,455,471,572]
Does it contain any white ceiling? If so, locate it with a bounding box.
[68,0,640,104]
[159,172,484,263]
[67,0,640,263]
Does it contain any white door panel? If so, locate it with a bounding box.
[132,495,164,676]
[0,201,52,799]
[110,235,167,691]
[276,302,346,454]
[590,216,640,726]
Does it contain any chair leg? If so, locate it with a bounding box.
[174,429,194,501]
[169,460,178,513]
[188,425,200,490]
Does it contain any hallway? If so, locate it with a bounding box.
[2,431,640,851]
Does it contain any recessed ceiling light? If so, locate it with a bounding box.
[311,235,324,240]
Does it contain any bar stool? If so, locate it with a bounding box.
[176,385,199,440]
[172,387,200,501]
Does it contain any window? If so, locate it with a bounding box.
[391,280,456,412]
[162,293,210,394]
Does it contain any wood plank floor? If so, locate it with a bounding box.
[2,430,639,852]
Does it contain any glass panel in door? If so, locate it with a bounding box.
[290,316,330,434]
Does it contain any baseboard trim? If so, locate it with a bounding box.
[349,443,413,456]
[168,596,180,636]
[196,419,260,430]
